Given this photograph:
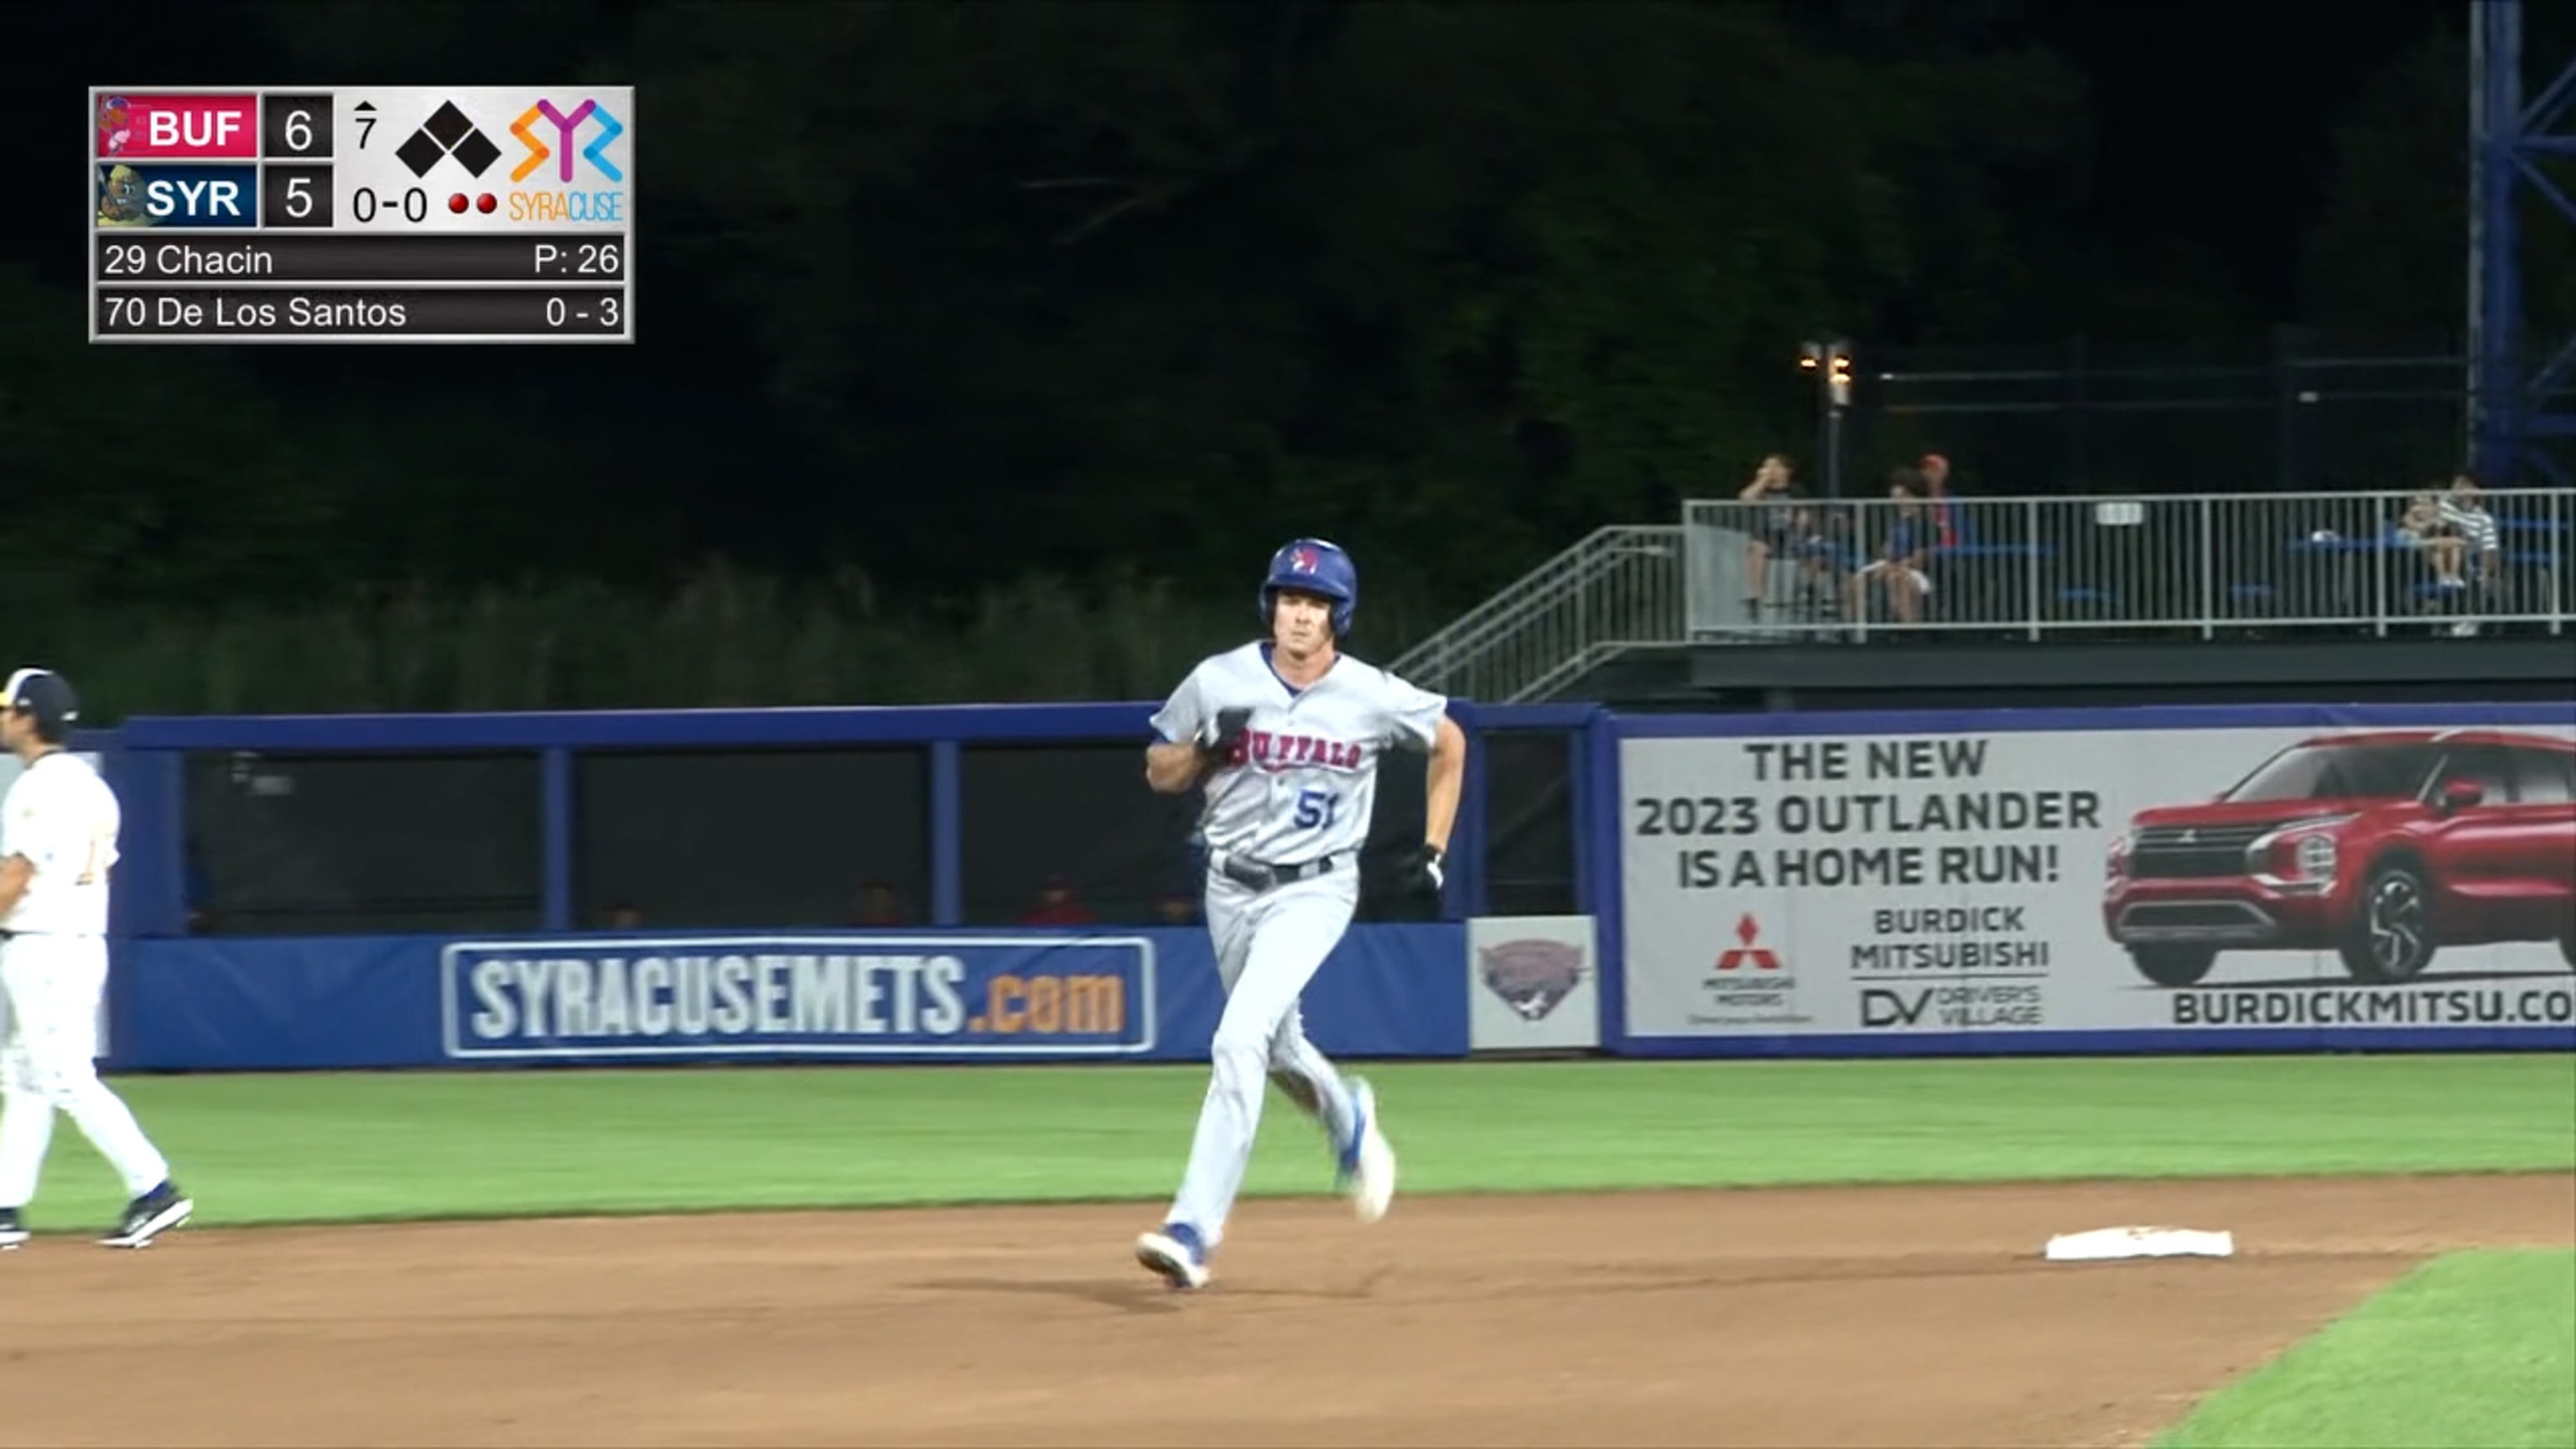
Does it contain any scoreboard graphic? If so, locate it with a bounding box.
[91,86,634,344]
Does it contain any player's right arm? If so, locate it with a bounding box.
[1145,663,1254,794]
[0,780,44,921]
[1145,666,1214,794]
[1145,740,1210,794]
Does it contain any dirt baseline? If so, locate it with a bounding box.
[1,1173,2568,1448]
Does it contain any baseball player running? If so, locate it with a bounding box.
[0,669,192,1251]
[1133,538,1466,1291]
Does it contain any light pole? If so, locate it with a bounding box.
[1799,338,1853,500]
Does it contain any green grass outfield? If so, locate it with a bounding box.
[22,1052,2573,1447]
[2158,1249,2576,1449]
[20,1052,2571,1227]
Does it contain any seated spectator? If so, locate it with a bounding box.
[1846,470,1935,626]
[2397,490,2467,590]
[600,899,645,930]
[1019,876,1095,927]
[848,878,910,927]
[1738,454,1833,618]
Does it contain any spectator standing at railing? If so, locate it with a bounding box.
[2441,473,2501,585]
[2440,472,2504,636]
[1919,452,1961,548]
[1737,453,1832,621]
[1847,470,1936,627]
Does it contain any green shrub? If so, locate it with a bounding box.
[19,564,1449,721]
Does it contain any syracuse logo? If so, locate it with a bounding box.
[512,97,626,184]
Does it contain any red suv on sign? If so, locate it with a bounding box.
[2101,729,2576,987]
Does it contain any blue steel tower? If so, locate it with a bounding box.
[2472,0,2576,486]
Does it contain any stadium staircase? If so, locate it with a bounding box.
[1389,525,1689,704]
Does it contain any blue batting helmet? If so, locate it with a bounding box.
[1259,538,1358,636]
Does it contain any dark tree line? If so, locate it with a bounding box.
[0,0,2549,712]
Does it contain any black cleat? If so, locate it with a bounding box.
[100,1181,192,1249]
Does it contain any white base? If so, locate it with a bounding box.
[2044,1225,2236,1262]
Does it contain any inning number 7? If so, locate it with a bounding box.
[1294,788,1338,829]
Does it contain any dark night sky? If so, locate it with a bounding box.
[10,0,2458,318]
[8,0,2480,573]
[2028,0,2458,316]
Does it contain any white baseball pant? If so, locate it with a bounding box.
[0,934,171,1207]
[1165,865,1360,1249]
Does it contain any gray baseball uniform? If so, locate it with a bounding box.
[1149,641,1446,1248]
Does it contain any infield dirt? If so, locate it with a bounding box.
[1,1172,2568,1447]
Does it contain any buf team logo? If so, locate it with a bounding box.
[97,96,133,155]
[1289,546,1320,574]
[1479,938,1587,1022]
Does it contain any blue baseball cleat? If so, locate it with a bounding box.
[1337,1078,1397,1223]
[1135,1221,1211,1291]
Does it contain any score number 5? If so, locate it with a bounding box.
[1293,788,1339,830]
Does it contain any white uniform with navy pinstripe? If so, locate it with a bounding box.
[0,750,174,1216]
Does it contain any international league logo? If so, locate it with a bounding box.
[1479,938,1587,1021]
[396,100,503,179]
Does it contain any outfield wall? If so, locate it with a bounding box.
[77,699,2576,1072]
[108,927,1466,1069]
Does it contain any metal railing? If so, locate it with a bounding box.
[1393,489,2573,703]
[1389,525,1685,702]
[1686,487,2574,643]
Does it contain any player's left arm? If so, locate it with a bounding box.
[1423,713,1467,856]
[1384,673,1467,893]
[0,853,31,920]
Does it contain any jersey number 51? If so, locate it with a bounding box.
[1293,788,1340,830]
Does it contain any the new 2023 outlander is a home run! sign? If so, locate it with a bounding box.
[1618,712,2576,1040]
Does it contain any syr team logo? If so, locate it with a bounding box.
[512,98,626,183]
